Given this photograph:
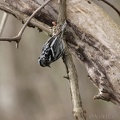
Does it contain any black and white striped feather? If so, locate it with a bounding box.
[38,21,67,67]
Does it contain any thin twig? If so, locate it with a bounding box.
[62,50,86,120]
[58,0,86,120]
[0,0,8,36]
[98,0,120,17]
[0,11,8,36]
[0,3,51,34]
[0,0,51,47]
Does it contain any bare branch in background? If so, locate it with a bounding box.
[0,0,8,36]
[0,0,51,48]
[0,3,51,34]
[0,12,8,36]
[98,0,120,17]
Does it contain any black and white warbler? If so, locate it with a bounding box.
[38,21,67,67]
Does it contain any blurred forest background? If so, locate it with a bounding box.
[0,0,120,120]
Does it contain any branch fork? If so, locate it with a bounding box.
[0,0,51,48]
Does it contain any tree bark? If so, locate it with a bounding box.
[0,0,120,105]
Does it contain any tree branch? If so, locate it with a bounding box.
[0,0,52,48]
[0,0,120,105]
[0,12,8,36]
[57,0,86,120]
[0,0,8,36]
[0,3,51,34]
[63,51,86,120]
[98,0,120,17]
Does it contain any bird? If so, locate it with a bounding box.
[38,21,67,67]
